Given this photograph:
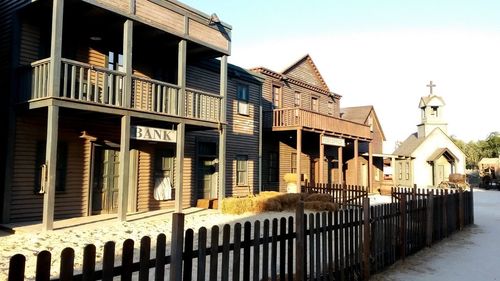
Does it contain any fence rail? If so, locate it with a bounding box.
[302,182,369,207]
[8,189,473,281]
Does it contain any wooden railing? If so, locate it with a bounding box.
[266,107,371,139]
[185,87,222,122]
[26,58,222,123]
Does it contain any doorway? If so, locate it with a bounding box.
[197,142,217,200]
[91,147,120,215]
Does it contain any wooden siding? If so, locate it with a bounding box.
[284,60,326,91]
[136,0,184,35]
[188,18,229,52]
[19,22,41,66]
[277,139,312,193]
[95,0,130,13]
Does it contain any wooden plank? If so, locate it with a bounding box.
[253,220,261,281]
[280,217,286,280]
[170,213,185,281]
[42,105,59,231]
[295,202,304,281]
[233,223,242,281]
[243,221,251,281]
[35,250,51,281]
[263,220,270,281]
[197,227,207,281]
[183,229,194,281]
[271,218,278,280]
[102,241,115,281]
[121,239,134,281]
[8,254,26,281]
[362,198,370,279]
[139,236,151,281]
[209,225,219,281]
[287,216,294,281]
[221,224,231,281]
[309,213,314,279]
[82,244,96,281]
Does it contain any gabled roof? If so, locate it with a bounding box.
[341,106,386,141]
[281,54,330,92]
[393,132,426,156]
[419,95,445,108]
[427,148,459,162]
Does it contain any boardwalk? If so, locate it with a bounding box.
[371,188,498,281]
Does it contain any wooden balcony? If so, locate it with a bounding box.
[27,58,222,123]
[264,107,372,140]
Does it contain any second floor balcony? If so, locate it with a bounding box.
[25,57,222,123]
[264,107,372,140]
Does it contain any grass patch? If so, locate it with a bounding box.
[221,192,339,214]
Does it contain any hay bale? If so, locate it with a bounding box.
[303,193,333,202]
[449,173,466,183]
[222,197,254,214]
[304,201,339,212]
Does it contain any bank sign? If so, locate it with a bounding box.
[131,126,177,143]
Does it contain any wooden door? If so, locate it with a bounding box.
[199,158,216,199]
[92,148,120,214]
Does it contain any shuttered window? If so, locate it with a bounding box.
[237,84,249,115]
[327,101,334,115]
[272,85,281,109]
[311,96,319,112]
[237,155,248,186]
[35,141,68,193]
[294,91,301,107]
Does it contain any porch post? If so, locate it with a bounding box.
[48,0,64,98]
[117,115,131,221]
[296,129,302,191]
[354,139,359,185]
[218,55,228,209]
[42,105,59,231]
[174,39,187,212]
[122,19,133,108]
[319,134,324,184]
[174,122,185,212]
[368,141,373,193]
[338,146,343,184]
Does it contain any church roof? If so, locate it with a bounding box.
[427,148,459,162]
[393,132,426,156]
[419,95,445,108]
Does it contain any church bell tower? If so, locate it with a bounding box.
[417,81,448,138]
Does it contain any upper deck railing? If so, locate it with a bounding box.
[28,58,222,123]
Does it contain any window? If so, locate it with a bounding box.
[311,96,319,112]
[154,148,175,200]
[291,153,297,173]
[237,84,249,115]
[368,116,374,132]
[294,91,301,107]
[431,106,438,117]
[237,155,248,186]
[398,162,403,180]
[327,101,334,115]
[272,85,281,109]
[35,141,68,193]
[405,162,410,180]
[269,152,278,182]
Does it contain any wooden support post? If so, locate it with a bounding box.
[117,115,131,222]
[319,134,325,184]
[42,105,59,231]
[368,141,373,193]
[338,146,343,184]
[391,156,396,187]
[218,55,227,209]
[399,196,406,260]
[178,40,187,116]
[354,139,359,185]
[170,213,185,281]
[362,197,371,280]
[48,0,64,98]
[295,201,305,281]
[122,19,133,108]
[296,129,302,192]
[426,192,434,247]
[175,123,185,212]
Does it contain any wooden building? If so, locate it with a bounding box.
[0,0,263,230]
[254,55,375,192]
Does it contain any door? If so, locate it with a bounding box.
[92,148,120,214]
[437,165,445,185]
[199,158,216,199]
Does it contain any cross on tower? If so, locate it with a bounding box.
[426,80,436,95]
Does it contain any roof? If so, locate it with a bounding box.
[478,158,500,165]
[419,95,445,108]
[427,148,459,162]
[393,132,426,156]
[341,106,386,141]
[281,54,330,92]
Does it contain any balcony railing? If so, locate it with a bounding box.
[28,58,222,123]
[265,107,371,139]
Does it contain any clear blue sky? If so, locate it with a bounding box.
[183,0,500,151]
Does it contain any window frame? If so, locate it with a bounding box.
[237,84,250,115]
[398,162,403,180]
[311,96,319,112]
[236,155,249,186]
[294,91,301,107]
[35,141,68,194]
[291,152,297,173]
[272,85,282,109]
[327,101,334,115]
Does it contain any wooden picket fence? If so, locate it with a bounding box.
[301,182,369,207]
[7,189,473,281]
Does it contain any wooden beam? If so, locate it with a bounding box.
[174,122,185,212]
[319,134,324,184]
[218,55,228,208]
[48,0,64,98]
[117,115,131,221]
[296,129,302,191]
[354,139,359,185]
[42,105,59,231]
[122,19,133,108]
[391,156,396,187]
[368,141,373,193]
[338,146,343,184]
[178,40,187,117]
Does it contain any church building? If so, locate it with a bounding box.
[393,82,466,187]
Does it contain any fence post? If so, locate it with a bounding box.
[470,185,474,224]
[342,181,347,207]
[170,213,185,281]
[426,192,434,247]
[8,254,26,281]
[362,197,371,280]
[412,184,417,201]
[458,189,464,230]
[295,200,305,281]
[443,189,448,237]
[399,196,406,260]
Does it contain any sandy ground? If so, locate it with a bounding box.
[370,188,499,281]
